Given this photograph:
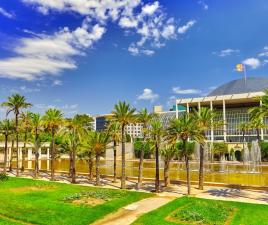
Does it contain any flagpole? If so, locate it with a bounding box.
[243,63,247,86]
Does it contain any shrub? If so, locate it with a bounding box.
[260,141,268,161]
[0,173,8,182]
[134,139,153,159]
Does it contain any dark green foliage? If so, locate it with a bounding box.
[134,139,153,159]
[175,141,195,159]
[0,173,8,182]
[260,141,268,161]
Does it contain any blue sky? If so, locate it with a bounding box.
[0,0,268,117]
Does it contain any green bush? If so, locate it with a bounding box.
[134,139,153,159]
[260,141,268,161]
[0,173,8,182]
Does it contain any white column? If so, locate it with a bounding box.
[27,148,32,169]
[210,101,214,142]
[260,100,264,140]
[223,100,227,142]
[186,103,190,113]
[7,147,11,167]
[198,102,201,114]
[46,148,50,171]
[18,147,22,168]
[38,148,42,169]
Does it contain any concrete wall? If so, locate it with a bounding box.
[105,142,134,160]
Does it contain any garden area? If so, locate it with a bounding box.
[0,177,152,225]
[132,197,268,225]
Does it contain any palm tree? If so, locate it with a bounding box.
[42,109,63,181]
[112,101,136,189]
[149,119,164,193]
[88,132,110,186]
[136,109,154,189]
[167,114,203,195]
[61,116,87,183]
[160,144,177,187]
[193,107,216,190]
[0,119,14,174]
[107,121,121,182]
[2,94,32,176]
[249,117,265,142]
[19,111,32,172]
[30,113,43,178]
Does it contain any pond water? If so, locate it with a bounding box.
[21,159,268,187]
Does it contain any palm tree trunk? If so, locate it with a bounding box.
[155,142,160,193]
[15,113,19,177]
[21,132,27,172]
[96,154,100,186]
[113,140,117,182]
[3,134,8,174]
[256,129,260,142]
[137,140,145,189]
[121,125,126,189]
[9,139,14,172]
[185,155,191,195]
[88,152,93,181]
[164,160,170,187]
[71,150,76,183]
[51,129,55,181]
[69,152,73,177]
[198,143,204,190]
[35,149,39,178]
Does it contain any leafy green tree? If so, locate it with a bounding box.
[160,144,177,187]
[112,101,136,189]
[88,132,110,186]
[107,121,121,182]
[42,109,64,181]
[167,114,203,195]
[149,119,165,193]
[1,94,32,176]
[136,109,155,189]
[0,119,14,173]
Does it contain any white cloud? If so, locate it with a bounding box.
[53,80,63,86]
[137,88,159,102]
[23,0,180,57]
[198,1,208,10]
[242,58,261,69]
[178,20,196,34]
[0,7,14,19]
[172,87,201,95]
[258,46,268,57]
[0,24,105,80]
[142,1,159,15]
[34,103,79,115]
[213,48,240,57]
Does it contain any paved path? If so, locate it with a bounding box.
[92,196,176,225]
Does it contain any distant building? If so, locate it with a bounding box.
[176,77,268,142]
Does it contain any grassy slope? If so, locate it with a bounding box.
[0,177,152,225]
[132,197,268,225]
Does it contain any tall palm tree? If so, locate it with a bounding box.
[30,113,43,178]
[19,111,32,172]
[88,132,110,186]
[149,119,164,193]
[107,121,121,182]
[1,94,32,176]
[42,109,63,181]
[0,119,14,174]
[61,116,87,183]
[160,144,177,187]
[193,107,216,190]
[136,109,154,189]
[167,114,203,195]
[112,101,136,189]
[249,117,265,142]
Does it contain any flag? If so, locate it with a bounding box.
[236,64,244,72]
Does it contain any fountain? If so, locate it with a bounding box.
[243,142,250,164]
[250,140,262,173]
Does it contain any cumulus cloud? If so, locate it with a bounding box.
[22,0,191,57]
[213,49,240,57]
[172,87,201,95]
[178,20,196,34]
[242,58,261,69]
[137,88,159,102]
[0,7,14,19]
[0,24,105,80]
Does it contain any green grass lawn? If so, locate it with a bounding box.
[132,197,268,225]
[0,177,152,225]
